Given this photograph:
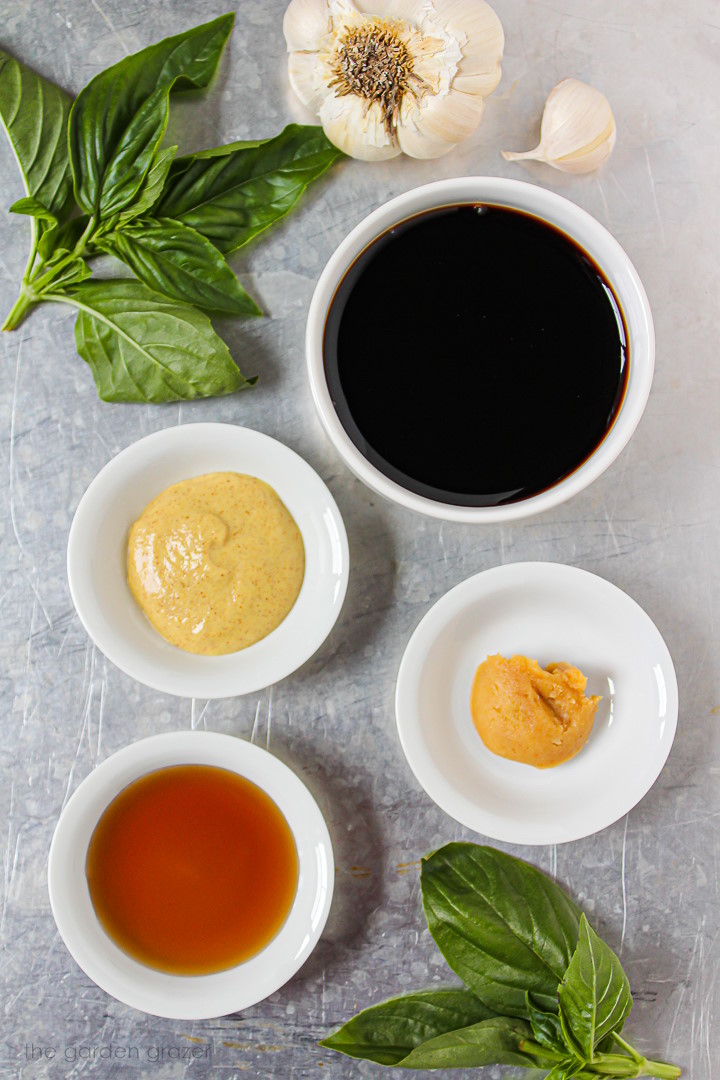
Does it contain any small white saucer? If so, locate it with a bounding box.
[67,423,349,698]
[48,732,334,1019]
[395,562,678,845]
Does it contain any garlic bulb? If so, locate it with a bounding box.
[502,78,616,174]
[283,0,504,161]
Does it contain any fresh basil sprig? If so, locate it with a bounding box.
[0,16,342,402]
[321,844,681,1078]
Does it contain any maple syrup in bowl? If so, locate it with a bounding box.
[85,765,299,976]
[48,732,333,1019]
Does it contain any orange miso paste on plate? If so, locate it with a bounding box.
[470,654,601,768]
[85,765,299,974]
[128,472,305,655]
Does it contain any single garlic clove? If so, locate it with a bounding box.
[401,86,486,158]
[502,77,616,174]
[288,50,329,114]
[434,0,505,94]
[283,0,332,53]
[320,94,402,161]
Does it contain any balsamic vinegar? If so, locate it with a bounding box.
[324,205,628,506]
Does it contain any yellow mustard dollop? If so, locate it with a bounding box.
[127,472,305,655]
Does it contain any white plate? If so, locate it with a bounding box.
[395,563,678,845]
[48,731,334,1019]
[67,423,349,698]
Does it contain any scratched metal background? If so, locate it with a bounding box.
[0,0,717,1076]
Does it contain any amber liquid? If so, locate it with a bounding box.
[324,204,629,506]
[85,765,299,975]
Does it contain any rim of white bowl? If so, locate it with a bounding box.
[48,731,334,1019]
[307,177,655,524]
[66,423,349,698]
[395,562,679,844]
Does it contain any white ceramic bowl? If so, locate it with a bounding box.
[395,562,678,844]
[48,731,334,1019]
[307,177,654,523]
[67,423,349,698]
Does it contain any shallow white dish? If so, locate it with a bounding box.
[67,423,349,698]
[395,562,678,845]
[48,731,334,1019]
[307,177,654,523]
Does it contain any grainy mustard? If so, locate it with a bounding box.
[127,472,305,655]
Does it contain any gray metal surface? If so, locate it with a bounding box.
[0,1,717,1076]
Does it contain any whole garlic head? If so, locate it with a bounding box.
[283,0,504,161]
[502,78,616,174]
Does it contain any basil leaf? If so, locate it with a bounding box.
[396,1017,556,1070]
[40,254,91,290]
[90,87,169,218]
[545,1065,590,1080]
[526,993,568,1052]
[421,844,582,1018]
[320,989,498,1066]
[56,280,254,402]
[69,13,234,218]
[9,195,58,223]
[37,215,90,261]
[117,145,177,225]
[155,124,342,253]
[95,218,260,316]
[0,49,73,219]
[558,914,632,1062]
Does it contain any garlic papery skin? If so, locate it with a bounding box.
[502,78,616,174]
[283,0,504,161]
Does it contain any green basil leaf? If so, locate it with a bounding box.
[545,1064,589,1080]
[57,279,254,402]
[116,145,177,225]
[526,993,568,1053]
[558,914,632,1062]
[396,1017,556,1070]
[9,195,58,223]
[37,215,90,261]
[95,217,260,316]
[320,989,498,1066]
[155,124,342,253]
[92,87,169,218]
[421,844,582,1018]
[0,49,73,219]
[69,13,234,217]
[40,254,91,290]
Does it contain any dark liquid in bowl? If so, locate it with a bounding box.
[323,204,629,506]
